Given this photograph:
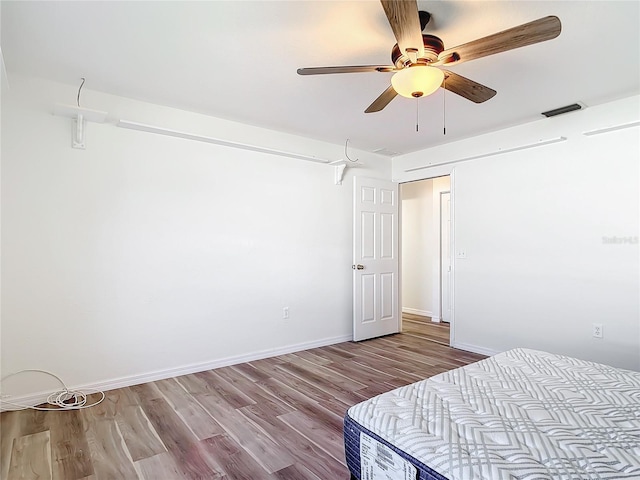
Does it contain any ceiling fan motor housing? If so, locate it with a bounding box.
[392,34,444,68]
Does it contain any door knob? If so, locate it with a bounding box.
[352,264,365,270]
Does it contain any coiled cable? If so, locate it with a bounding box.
[0,369,105,411]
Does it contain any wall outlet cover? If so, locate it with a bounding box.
[592,323,603,339]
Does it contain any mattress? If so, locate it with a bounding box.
[345,348,640,480]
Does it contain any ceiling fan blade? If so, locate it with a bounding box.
[441,70,496,103]
[297,65,396,75]
[380,0,424,61]
[365,85,398,113]
[437,16,561,66]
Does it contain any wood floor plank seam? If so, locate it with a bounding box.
[287,354,369,390]
[190,392,295,475]
[155,378,224,442]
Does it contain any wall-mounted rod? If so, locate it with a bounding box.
[404,136,567,173]
[116,120,330,164]
[582,121,639,137]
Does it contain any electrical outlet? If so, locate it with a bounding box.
[456,250,467,259]
[283,307,290,320]
[592,323,603,339]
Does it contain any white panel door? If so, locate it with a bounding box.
[353,177,399,341]
[440,192,451,323]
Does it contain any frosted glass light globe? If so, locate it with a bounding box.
[391,66,445,98]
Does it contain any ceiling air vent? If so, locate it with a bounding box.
[541,103,583,117]
[373,148,401,157]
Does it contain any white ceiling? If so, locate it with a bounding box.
[2,1,639,156]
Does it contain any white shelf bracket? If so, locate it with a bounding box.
[330,158,363,185]
[334,163,347,185]
[53,104,107,149]
[73,113,86,149]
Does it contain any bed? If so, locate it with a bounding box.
[344,348,640,480]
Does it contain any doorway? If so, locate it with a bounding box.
[400,176,451,346]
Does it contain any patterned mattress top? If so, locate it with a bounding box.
[347,348,640,480]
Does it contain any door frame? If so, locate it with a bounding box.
[449,170,457,347]
[398,173,455,346]
[439,190,451,324]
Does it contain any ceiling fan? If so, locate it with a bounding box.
[297,1,561,113]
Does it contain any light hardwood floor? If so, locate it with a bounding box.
[402,312,451,346]
[1,334,485,480]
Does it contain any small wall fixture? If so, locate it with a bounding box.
[329,158,362,185]
[53,104,107,149]
[332,161,348,185]
[391,65,444,98]
[330,139,364,185]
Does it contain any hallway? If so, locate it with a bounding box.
[402,312,450,346]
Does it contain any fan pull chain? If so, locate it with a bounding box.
[443,76,447,136]
[416,99,419,132]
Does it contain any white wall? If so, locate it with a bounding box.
[0,74,391,400]
[393,95,639,370]
[401,180,434,317]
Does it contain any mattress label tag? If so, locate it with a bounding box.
[360,432,417,480]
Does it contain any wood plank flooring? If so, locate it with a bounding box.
[402,312,451,346]
[1,334,485,480]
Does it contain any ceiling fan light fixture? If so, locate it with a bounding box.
[391,65,444,99]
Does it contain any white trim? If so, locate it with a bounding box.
[451,341,501,357]
[398,188,404,336]
[583,120,639,136]
[116,120,331,164]
[439,190,451,324]
[404,137,567,172]
[402,308,433,318]
[0,334,352,412]
[53,104,107,123]
[449,169,457,349]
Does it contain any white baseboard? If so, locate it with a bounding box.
[0,334,353,412]
[450,341,501,357]
[402,308,433,318]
